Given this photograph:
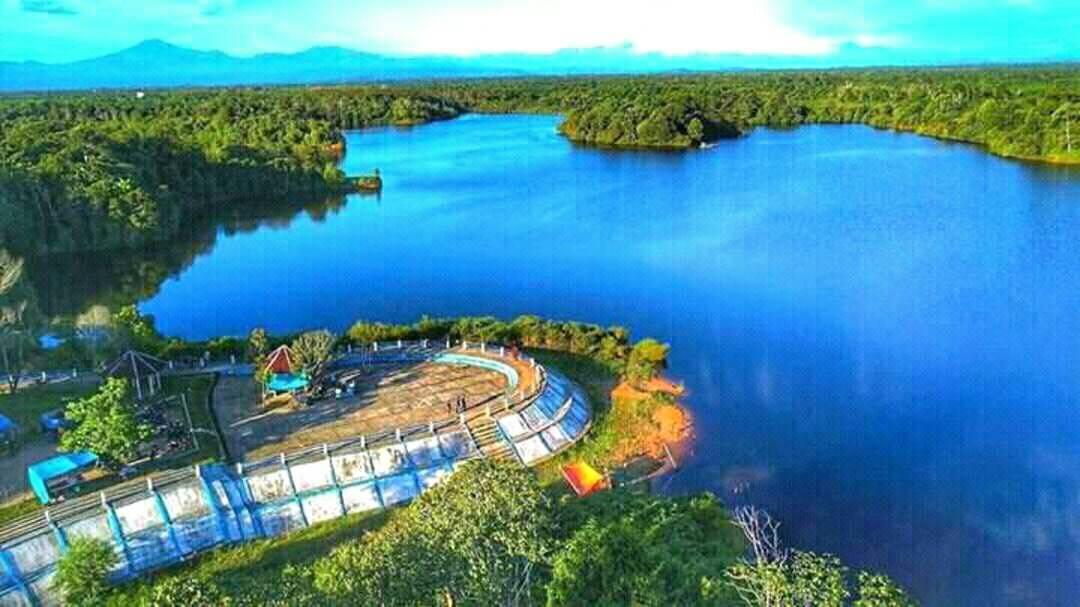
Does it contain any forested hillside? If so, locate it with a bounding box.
[0,90,461,254]
[425,68,1080,155]
[1,67,1077,255]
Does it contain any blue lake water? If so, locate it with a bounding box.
[141,114,1080,606]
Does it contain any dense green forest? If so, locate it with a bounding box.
[423,68,1080,154]
[1,67,1077,256]
[0,90,460,254]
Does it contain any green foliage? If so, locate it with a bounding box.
[426,68,1080,160]
[346,314,632,372]
[724,549,917,607]
[6,68,1076,257]
[59,377,153,467]
[0,250,37,393]
[290,329,336,377]
[0,249,23,295]
[142,576,230,607]
[107,510,389,606]
[53,537,118,607]
[248,327,269,384]
[313,459,554,606]
[74,305,116,367]
[624,338,670,384]
[112,305,163,354]
[0,378,96,437]
[789,552,850,607]
[548,492,744,606]
[0,89,461,255]
[854,572,919,607]
[561,99,739,148]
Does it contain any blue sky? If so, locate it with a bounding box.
[1,0,1078,64]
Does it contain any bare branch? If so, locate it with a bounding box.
[731,505,788,565]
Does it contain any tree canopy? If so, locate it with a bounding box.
[312,459,554,606]
[290,329,337,378]
[3,67,1077,257]
[59,377,153,467]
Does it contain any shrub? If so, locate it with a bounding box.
[53,537,117,607]
[624,338,670,385]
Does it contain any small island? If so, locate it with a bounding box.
[348,169,383,193]
[558,100,742,149]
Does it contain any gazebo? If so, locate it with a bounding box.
[264,345,310,394]
[103,350,168,400]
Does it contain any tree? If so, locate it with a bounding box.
[0,249,22,295]
[723,506,917,607]
[624,338,670,385]
[248,327,269,385]
[60,377,153,468]
[854,572,918,607]
[0,300,33,394]
[0,250,31,393]
[547,492,744,606]
[75,305,115,368]
[290,329,336,378]
[1050,102,1079,155]
[687,117,707,143]
[53,537,118,607]
[313,459,554,606]
[113,305,162,353]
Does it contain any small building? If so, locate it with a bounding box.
[27,452,99,504]
[264,345,310,394]
[103,350,168,400]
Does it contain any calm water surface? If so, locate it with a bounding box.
[141,115,1080,606]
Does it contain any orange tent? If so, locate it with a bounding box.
[562,462,607,497]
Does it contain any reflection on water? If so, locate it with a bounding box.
[32,115,1080,605]
[29,195,351,318]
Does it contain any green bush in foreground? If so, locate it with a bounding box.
[721,507,918,607]
[548,492,744,606]
[313,459,554,606]
[145,576,230,607]
[54,537,117,607]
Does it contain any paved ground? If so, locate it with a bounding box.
[215,361,512,461]
[0,439,57,502]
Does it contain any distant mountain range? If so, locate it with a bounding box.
[1,39,1073,93]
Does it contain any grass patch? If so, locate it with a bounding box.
[63,374,223,497]
[0,496,40,527]
[107,509,390,605]
[0,378,99,438]
[527,348,620,488]
[529,349,679,492]
[158,373,224,467]
[0,373,224,525]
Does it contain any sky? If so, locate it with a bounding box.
[1,0,1078,65]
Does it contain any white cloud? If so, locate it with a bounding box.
[850,33,905,48]
[351,0,840,57]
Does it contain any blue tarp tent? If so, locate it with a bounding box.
[0,414,16,436]
[27,452,98,504]
[39,410,72,433]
